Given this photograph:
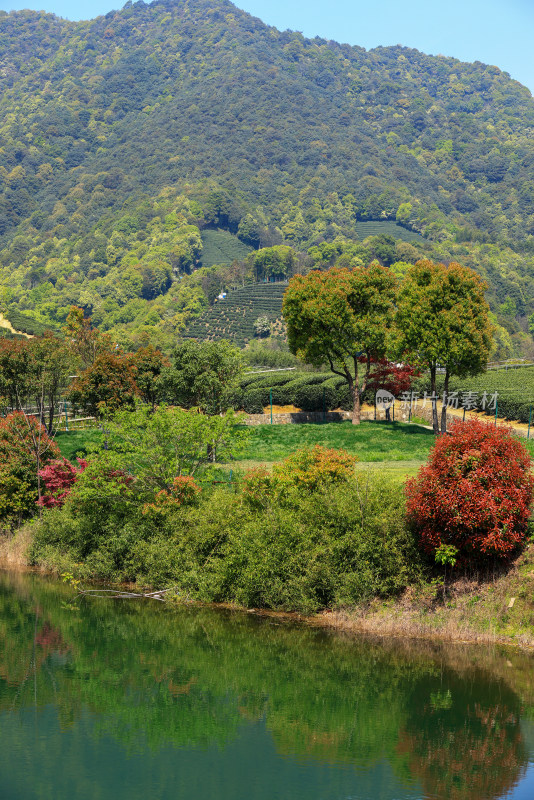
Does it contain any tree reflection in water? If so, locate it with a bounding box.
[0,572,532,800]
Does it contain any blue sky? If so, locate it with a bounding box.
[1,0,533,94]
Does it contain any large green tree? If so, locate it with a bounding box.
[396,259,494,433]
[162,339,243,415]
[282,264,397,424]
[0,335,75,434]
[100,405,245,493]
[129,345,170,410]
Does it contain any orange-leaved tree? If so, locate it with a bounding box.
[68,351,138,417]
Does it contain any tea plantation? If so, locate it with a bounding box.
[1,310,55,336]
[200,229,253,268]
[184,283,287,347]
[234,368,352,413]
[444,366,534,424]
[237,364,534,420]
[353,221,425,242]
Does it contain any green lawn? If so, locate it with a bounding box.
[54,420,534,479]
[55,429,103,461]
[237,420,437,464]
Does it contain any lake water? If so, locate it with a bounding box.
[1,570,534,800]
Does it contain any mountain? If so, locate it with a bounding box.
[0,0,533,354]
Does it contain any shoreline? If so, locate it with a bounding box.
[3,531,534,652]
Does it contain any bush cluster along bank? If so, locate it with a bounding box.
[32,458,421,613]
[0,403,527,615]
[23,411,424,612]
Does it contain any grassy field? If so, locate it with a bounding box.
[55,429,103,461]
[237,420,436,463]
[55,420,534,481]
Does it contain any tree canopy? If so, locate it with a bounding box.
[283,264,397,423]
[161,338,244,415]
[397,259,493,432]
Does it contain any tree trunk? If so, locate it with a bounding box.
[440,371,450,434]
[430,366,439,434]
[350,378,361,425]
[48,398,55,436]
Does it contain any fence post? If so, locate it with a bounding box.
[528,406,532,440]
[270,388,273,425]
[322,387,326,422]
[495,399,498,427]
[64,400,69,432]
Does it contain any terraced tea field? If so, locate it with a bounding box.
[183,283,287,346]
[1,309,55,336]
[447,366,534,424]
[354,221,425,242]
[200,229,253,267]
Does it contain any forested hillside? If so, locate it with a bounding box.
[1,0,534,353]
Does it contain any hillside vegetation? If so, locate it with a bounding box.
[0,0,533,354]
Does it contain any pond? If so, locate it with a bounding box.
[1,570,534,800]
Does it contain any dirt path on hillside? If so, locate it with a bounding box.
[0,313,31,338]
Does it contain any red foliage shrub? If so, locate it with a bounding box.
[0,412,61,524]
[38,457,87,508]
[406,419,534,559]
[0,412,60,471]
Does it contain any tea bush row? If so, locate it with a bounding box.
[184,284,287,346]
[235,371,352,412]
[415,367,534,423]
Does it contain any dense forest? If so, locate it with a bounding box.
[1,0,534,355]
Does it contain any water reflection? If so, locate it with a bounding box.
[399,671,527,799]
[0,571,533,800]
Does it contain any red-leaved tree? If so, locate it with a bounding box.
[406,420,534,560]
[365,358,421,397]
[38,458,87,508]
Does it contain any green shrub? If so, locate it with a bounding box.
[208,474,421,611]
[242,387,269,413]
[31,438,423,612]
[118,474,421,612]
[294,384,337,412]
